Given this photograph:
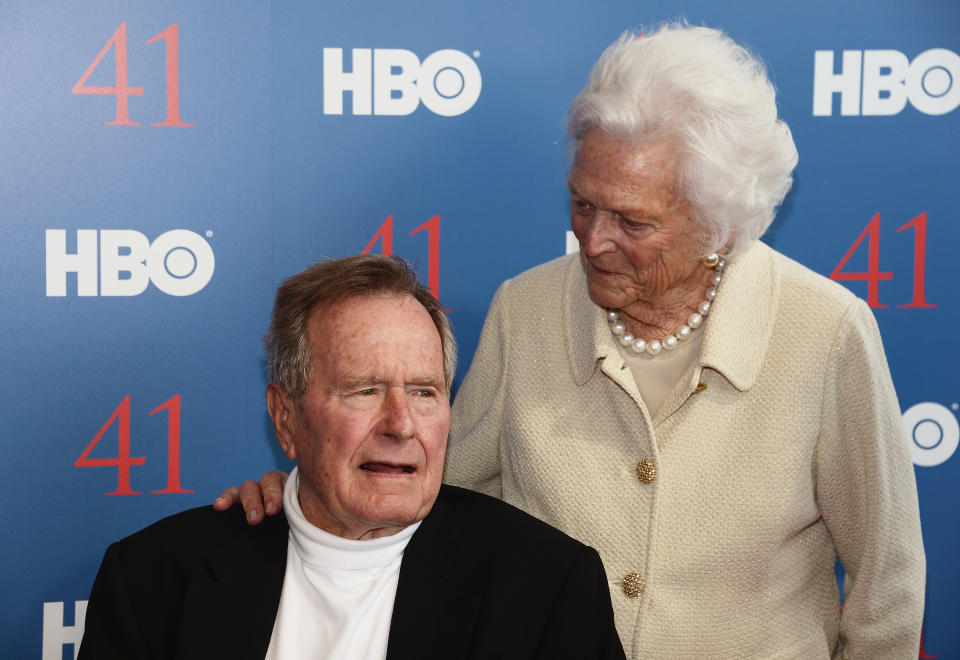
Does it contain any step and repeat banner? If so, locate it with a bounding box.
[1,0,957,657]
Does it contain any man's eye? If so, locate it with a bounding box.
[572,199,594,213]
[359,388,378,396]
[414,389,436,398]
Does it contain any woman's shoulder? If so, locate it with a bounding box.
[750,241,863,312]
[489,253,581,313]
[503,253,579,290]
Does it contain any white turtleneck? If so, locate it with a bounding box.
[264,467,420,660]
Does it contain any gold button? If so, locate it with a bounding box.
[636,458,656,484]
[622,572,647,598]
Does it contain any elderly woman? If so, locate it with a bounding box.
[221,23,924,658]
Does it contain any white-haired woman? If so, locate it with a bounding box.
[219,23,924,658]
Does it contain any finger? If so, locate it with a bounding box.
[213,486,240,510]
[261,470,288,516]
[238,480,266,525]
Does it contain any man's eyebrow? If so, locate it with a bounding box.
[336,375,445,389]
[338,375,384,389]
[408,376,445,389]
[567,179,586,196]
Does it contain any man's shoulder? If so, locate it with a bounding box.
[394,487,621,659]
[82,508,288,659]
[109,504,287,560]
[435,485,588,553]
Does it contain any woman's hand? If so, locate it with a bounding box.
[213,470,288,524]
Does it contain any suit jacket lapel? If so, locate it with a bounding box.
[387,487,486,659]
[176,512,289,660]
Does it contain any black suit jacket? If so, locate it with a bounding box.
[79,485,625,659]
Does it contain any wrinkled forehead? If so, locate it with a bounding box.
[569,133,686,211]
[571,130,680,191]
[307,294,444,379]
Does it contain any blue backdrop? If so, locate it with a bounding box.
[1,1,956,657]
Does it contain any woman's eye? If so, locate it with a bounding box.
[622,218,649,230]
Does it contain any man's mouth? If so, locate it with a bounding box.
[360,462,416,475]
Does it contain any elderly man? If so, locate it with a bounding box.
[78,255,624,660]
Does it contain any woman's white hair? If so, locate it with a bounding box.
[569,22,798,256]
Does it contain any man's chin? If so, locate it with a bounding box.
[350,479,440,531]
[358,503,430,533]
[368,487,436,517]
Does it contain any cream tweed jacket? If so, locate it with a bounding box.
[444,241,924,659]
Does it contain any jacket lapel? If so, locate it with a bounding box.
[387,487,486,659]
[177,512,289,659]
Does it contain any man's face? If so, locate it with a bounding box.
[267,293,449,540]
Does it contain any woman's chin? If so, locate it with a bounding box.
[586,283,630,311]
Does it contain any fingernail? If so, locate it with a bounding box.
[214,497,225,505]
[249,510,260,523]
[266,503,277,515]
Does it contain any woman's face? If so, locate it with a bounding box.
[568,130,705,313]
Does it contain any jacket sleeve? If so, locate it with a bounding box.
[444,280,513,497]
[815,298,925,659]
[532,545,626,660]
[78,541,155,660]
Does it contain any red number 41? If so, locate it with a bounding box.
[72,22,192,127]
[75,395,193,496]
[363,214,449,310]
[829,212,936,309]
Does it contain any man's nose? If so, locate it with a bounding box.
[382,389,415,440]
[583,212,617,257]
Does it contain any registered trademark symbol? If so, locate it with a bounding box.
[205,230,213,238]
[473,50,481,58]
[952,402,959,411]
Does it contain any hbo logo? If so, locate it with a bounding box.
[902,402,959,467]
[45,229,215,297]
[813,48,960,116]
[323,48,482,116]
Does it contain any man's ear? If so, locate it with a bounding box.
[266,383,298,460]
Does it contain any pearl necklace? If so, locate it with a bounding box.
[607,254,726,356]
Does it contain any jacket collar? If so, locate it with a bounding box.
[697,240,777,391]
[564,254,613,387]
[180,492,482,660]
[176,508,289,659]
[181,493,483,659]
[386,486,486,659]
[563,241,778,393]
